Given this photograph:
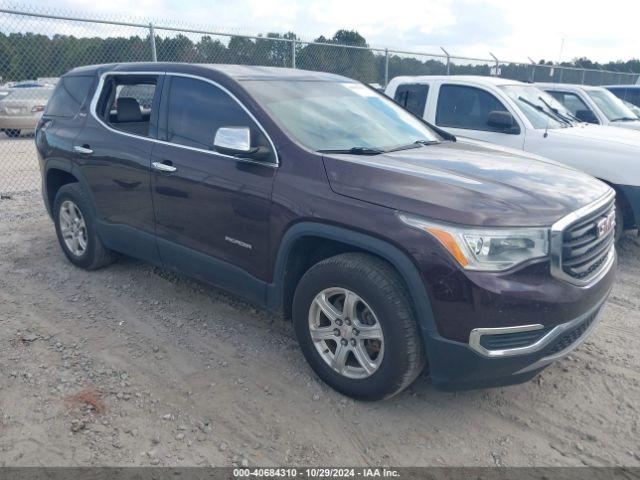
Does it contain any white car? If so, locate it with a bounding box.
[385,75,640,237]
[537,83,640,131]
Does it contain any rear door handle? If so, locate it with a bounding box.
[152,161,177,173]
[73,145,93,154]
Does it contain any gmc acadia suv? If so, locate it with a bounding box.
[36,63,616,400]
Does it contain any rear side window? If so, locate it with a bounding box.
[436,84,509,132]
[163,76,274,162]
[45,75,94,118]
[95,74,159,138]
[394,84,428,117]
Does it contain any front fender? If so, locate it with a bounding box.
[267,221,439,339]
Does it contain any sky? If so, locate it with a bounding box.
[14,0,640,63]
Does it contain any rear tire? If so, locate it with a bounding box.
[5,129,20,138]
[53,183,115,270]
[293,252,425,401]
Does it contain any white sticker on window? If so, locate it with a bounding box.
[343,83,377,97]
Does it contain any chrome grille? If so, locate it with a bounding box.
[551,191,616,286]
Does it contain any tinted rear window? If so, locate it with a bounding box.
[45,75,94,117]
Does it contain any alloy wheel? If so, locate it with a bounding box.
[308,287,384,379]
[59,200,88,257]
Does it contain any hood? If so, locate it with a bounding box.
[553,122,640,146]
[323,140,610,227]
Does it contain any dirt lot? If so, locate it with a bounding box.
[1,188,639,467]
[0,136,40,195]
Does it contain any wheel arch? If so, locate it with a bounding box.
[267,222,439,339]
[600,179,636,229]
[43,161,96,219]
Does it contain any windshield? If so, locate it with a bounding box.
[1,88,52,102]
[240,80,440,152]
[587,89,638,121]
[500,85,573,129]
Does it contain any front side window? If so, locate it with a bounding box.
[546,90,598,123]
[96,74,159,138]
[394,84,429,117]
[163,76,274,162]
[547,91,589,115]
[587,89,638,121]
[239,80,440,152]
[435,84,510,132]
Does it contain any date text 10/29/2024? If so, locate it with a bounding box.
[233,468,401,478]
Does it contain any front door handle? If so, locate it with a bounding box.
[152,161,177,173]
[73,145,93,155]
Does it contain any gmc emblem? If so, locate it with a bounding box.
[597,211,616,238]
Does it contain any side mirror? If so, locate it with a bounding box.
[213,126,271,161]
[487,111,519,134]
[214,126,252,154]
[575,109,599,124]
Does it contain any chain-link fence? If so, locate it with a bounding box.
[1,4,639,194]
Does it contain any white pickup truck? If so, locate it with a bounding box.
[537,83,640,131]
[385,75,640,237]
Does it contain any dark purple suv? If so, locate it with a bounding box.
[36,63,616,400]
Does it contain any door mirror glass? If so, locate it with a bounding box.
[487,111,519,134]
[214,126,252,153]
[575,109,599,124]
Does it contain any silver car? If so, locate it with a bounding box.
[0,88,53,137]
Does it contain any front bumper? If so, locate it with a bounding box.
[424,280,612,391]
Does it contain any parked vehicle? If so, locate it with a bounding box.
[622,100,640,118]
[537,83,640,130]
[0,87,53,137]
[386,75,640,239]
[606,85,640,109]
[37,64,616,399]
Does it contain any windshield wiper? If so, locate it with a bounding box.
[517,96,570,125]
[386,139,439,152]
[538,96,576,124]
[610,116,637,122]
[317,147,384,155]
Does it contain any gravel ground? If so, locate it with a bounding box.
[0,136,40,195]
[0,190,639,468]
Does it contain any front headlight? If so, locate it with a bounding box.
[398,213,549,271]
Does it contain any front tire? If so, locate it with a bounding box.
[293,253,425,400]
[53,183,115,270]
[614,201,624,242]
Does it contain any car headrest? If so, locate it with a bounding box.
[117,97,143,122]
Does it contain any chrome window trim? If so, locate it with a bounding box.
[469,291,609,358]
[549,189,616,287]
[89,70,279,168]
